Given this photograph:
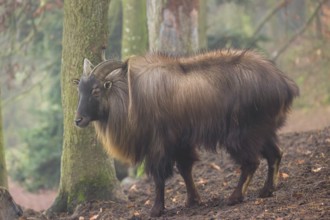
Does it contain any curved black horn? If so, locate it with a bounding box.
[92,59,124,80]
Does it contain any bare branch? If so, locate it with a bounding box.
[252,0,293,39]
[272,0,328,61]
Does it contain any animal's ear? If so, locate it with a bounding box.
[83,58,94,76]
[72,79,80,86]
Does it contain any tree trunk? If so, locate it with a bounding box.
[49,0,124,213]
[121,0,148,59]
[108,0,123,57]
[147,0,202,53]
[198,0,207,50]
[0,89,8,188]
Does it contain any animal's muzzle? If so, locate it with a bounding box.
[75,117,83,126]
[74,114,91,127]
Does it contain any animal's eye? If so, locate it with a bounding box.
[104,81,112,89]
[92,88,101,96]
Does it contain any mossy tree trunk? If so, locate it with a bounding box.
[121,0,148,59]
[0,89,8,188]
[147,0,205,53]
[49,0,124,213]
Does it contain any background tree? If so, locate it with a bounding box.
[108,0,123,58]
[147,0,206,53]
[0,0,63,191]
[0,89,8,188]
[121,0,148,59]
[49,0,124,213]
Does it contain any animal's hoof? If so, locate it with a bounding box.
[259,187,274,198]
[150,205,163,217]
[185,197,202,207]
[227,195,243,206]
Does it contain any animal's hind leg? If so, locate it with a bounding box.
[259,137,283,198]
[176,147,201,207]
[228,159,260,205]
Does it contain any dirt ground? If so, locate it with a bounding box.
[19,122,330,219]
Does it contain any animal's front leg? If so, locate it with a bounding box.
[176,147,201,207]
[150,176,165,217]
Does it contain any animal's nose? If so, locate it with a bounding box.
[75,117,83,126]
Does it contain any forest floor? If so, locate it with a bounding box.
[21,125,330,220]
[18,108,330,220]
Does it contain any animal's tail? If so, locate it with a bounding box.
[275,75,299,129]
[287,76,299,97]
[284,75,300,107]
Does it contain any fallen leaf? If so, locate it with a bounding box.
[254,199,263,205]
[144,200,150,205]
[311,167,322,173]
[129,184,137,192]
[296,159,305,165]
[292,192,303,199]
[280,172,289,179]
[79,217,84,220]
[209,162,221,171]
[127,203,135,208]
[90,214,99,220]
[197,178,208,185]
[304,150,312,155]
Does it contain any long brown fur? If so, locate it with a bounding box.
[75,49,299,217]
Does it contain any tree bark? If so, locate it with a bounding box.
[147,0,203,53]
[121,0,148,59]
[0,89,8,188]
[49,0,124,213]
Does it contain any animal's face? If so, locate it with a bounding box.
[74,58,124,127]
[74,74,108,127]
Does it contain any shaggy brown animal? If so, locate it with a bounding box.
[74,50,299,217]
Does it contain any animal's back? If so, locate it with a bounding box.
[128,50,298,148]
